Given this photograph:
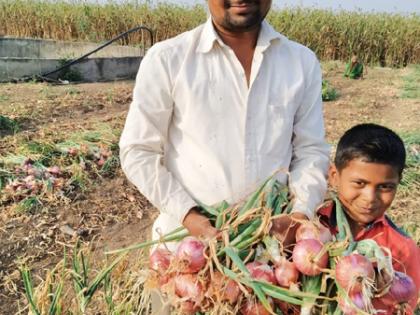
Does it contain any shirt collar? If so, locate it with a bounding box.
[196,18,283,54]
[317,201,388,233]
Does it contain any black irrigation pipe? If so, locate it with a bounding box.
[2,25,154,84]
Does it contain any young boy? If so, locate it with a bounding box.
[319,123,420,313]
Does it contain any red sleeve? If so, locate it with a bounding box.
[396,242,420,312]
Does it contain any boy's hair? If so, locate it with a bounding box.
[334,123,406,176]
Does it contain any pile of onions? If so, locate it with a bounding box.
[246,261,277,284]
[295,221,332,244]
[292,239,328,276]
[335,254,375,293]
[175,237,207,273]
[274,257,299,288]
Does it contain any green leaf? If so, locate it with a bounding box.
[20,267,41,315]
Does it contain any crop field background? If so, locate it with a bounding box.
[0,1,420,314]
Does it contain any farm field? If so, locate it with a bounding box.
[0,62,419,313]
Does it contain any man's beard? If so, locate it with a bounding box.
[220,1,265,32]
[221,11,263,32]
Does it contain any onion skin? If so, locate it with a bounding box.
[150,248,172,272]
[240,298,274,315]
[388,271,416,303]
[174,273,204,303]
[274,299,301,315]
[379,271,417,306]
[292,239,328,276]
[335,253,374,293]
[150,247,173,286]
[246,261,277,285]
[177,300,200,315]
[338,291,368,315]
[175,237,206,273]
[210,272,241,304]
[274,258,300,287]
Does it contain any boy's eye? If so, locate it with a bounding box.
[378,184,396,191]
[352,181,365,187]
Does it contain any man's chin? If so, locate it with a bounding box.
[224,15,262,31]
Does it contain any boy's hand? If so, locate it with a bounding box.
[270,212,309,249]
[182,207,219,240]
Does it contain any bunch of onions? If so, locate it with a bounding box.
[292,239,328,276]
[175,237,207,273]
[274,257,299,288]
[335,254,375,294]
[379,271,416,308]
[295,221,332,244]
[246,261,277,285]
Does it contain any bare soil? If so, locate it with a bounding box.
[0,62,419,314]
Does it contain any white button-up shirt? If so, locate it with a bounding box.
[120,18,330,242]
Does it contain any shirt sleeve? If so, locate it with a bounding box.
[400,242,420,312]
[289,54,330,219]
[119,46,197,225]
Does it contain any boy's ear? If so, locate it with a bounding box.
[328,163,339,187]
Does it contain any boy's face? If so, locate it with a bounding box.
[329,159,400,226]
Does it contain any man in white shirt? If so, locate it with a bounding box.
[120,0,330,250]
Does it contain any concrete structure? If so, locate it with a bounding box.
[0,37,144,82]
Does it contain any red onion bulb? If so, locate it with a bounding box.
[292,239,328,276]
[335,253,374,293]
[211,271,241,304]
[274,258,300,287]
[381,271,416,306]
[175,237,206,273]
[149,247,172,272]
[296,222,332,244]
[174,273,204,303]
[338,291,368,315]
[246,261,277,284]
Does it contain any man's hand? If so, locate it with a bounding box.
[182,207,218,240]
[270,212,309,250]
